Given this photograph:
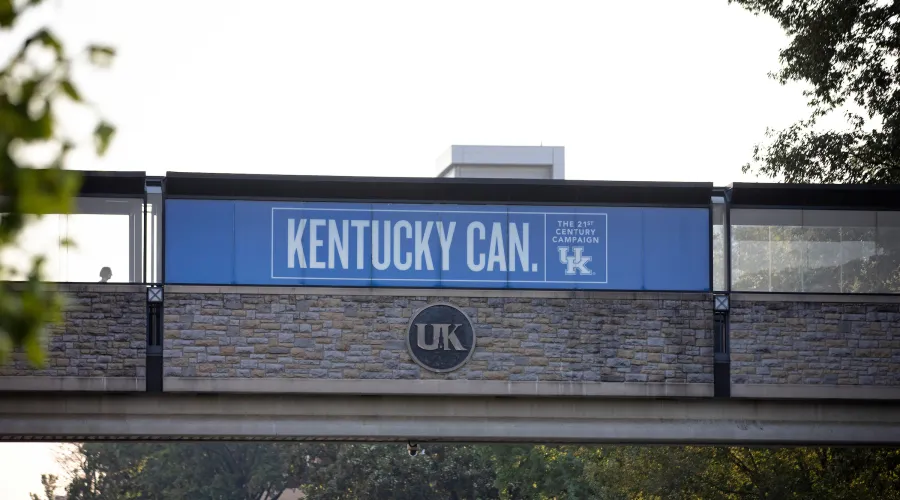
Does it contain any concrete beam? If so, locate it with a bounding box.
[732,383,900,400]
[164,378,714,398]
[43,283,145,293]
[0,376,144,392]
[1,393,898,445]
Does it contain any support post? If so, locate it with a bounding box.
[146,286,164,393]
[713,306,730,398]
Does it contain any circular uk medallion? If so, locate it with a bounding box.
[406,303,476,373]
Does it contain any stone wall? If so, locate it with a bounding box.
[730,300,900,386]
[7,285,900,397]
[163,291,713,384]
[0,285,146,379]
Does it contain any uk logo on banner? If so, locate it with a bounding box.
[543,213,607,284]
[558,247,593,276]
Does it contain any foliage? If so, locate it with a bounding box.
[302,443,498,500]
[63,442,300,500]
[731,0,900,184]
[586,446,900,500]
[46,443,900,499]
[0,0,115,364]
[63,443,154,500]
[487,445,597,499]
[30,473,59,500]
[59,442,499,500]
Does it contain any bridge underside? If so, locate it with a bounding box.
[1,393,898,445]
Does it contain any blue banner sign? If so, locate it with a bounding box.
[165,200,710,290]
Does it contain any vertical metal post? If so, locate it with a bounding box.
[713,309,730,398]
[128,210,136,282]
[146,289,163,393]
[724,189,732,291]
[160,177,166,284]
[712,188,732,398]
[142,190,148,284]
[708,197,714,293]
[144,178,165,393]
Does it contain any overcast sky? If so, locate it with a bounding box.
[11,0,810,185]
[0,0,814,497]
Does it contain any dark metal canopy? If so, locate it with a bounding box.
[79,171,146,197]
[728,182,900,210]
[164,171,715,206]
[53,171,900,209]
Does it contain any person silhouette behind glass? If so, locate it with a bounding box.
[99,267,112,283]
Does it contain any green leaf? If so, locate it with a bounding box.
[88,44,116,67]
[26,108,54,140]
[5,78,54,141]
[27,29,64,60]
[19,78,39,104]
[94,121,116,155]
[60,79,81,102]
[0,0,14,28]
[0,105,32,137]
[0,332,11,364]
[17,168,82,215]
[23,326,45,366]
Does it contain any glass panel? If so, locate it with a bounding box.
[731,208,803,227]
[731,208,891,293]
[841,226,877,293]
[0,214,65,280]
[770,225,803,292]
[66,213,132,282]
[877,212,900,293]
[0,196,144,283]
[711,197,726,291]
[731,225,771,291]
[804,226,841,293]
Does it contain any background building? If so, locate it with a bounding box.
[435,145,565,180]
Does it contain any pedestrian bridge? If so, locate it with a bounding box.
[0,172,898,445]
